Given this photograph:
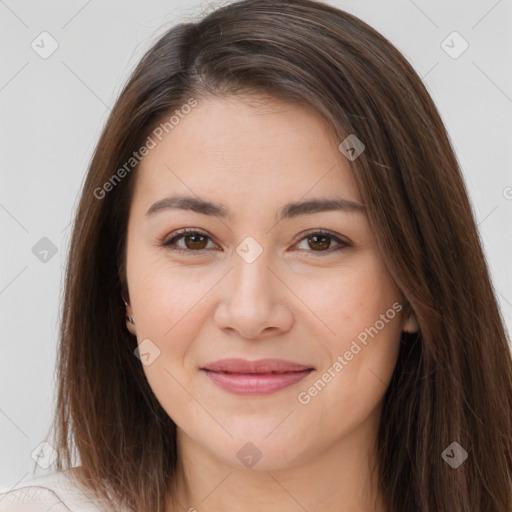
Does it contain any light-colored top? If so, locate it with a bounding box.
[0,469,123,512]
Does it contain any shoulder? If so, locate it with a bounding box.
[0,468,118,512]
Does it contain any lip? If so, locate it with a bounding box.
[200,358,314,396]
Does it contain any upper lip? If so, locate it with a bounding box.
[201,358,314,374]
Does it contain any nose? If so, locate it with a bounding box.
[213,249,294,340]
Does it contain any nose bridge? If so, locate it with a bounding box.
[231,234,274,299]
[213,231,295,339]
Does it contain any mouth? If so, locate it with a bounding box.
[200,358,314,396]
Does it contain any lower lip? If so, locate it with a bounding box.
[201,369,313,396]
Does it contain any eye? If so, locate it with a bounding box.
[161,228,217,254]
[293,229,350,254]
[161,228,350,255]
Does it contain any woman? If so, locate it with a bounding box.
[1,0,511,511]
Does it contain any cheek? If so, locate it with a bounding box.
[129,251,214,332]
[291,253,401,343]
[130,263,212,423]
[300,253,403,406]
[297,306,402,444]
[128,258,221,387]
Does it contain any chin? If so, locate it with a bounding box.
[201,430,310,472]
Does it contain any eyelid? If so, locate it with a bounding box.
[291,229,350,252]
[161,227,218,252]
[161,227,351,255]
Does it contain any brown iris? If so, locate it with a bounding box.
[307,234,331,251]
[183,233,208,250]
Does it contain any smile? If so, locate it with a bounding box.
[200,358,314,396]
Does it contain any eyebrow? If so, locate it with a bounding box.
[145,195,366,221]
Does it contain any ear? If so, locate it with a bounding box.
[122,295,137,336]
[126,304,137,336]
[402,312,419,333]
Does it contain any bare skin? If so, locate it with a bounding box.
[123,93,418,512]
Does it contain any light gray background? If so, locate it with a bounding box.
[1,0,511,489]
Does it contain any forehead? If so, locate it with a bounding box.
[132,94,362,213]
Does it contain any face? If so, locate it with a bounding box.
[124,94,410,471]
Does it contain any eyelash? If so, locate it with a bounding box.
[161,227,350,256]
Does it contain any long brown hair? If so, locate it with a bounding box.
[46,0,512,510]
